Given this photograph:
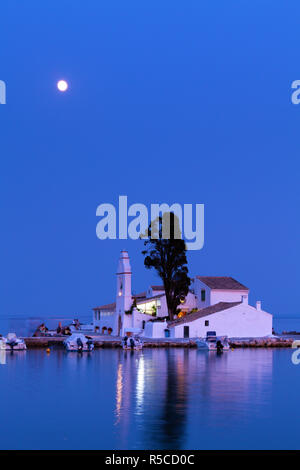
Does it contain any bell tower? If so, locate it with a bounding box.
[116,250,132,316]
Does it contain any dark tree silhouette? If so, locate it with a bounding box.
[142,212,191,321]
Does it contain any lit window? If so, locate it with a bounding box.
[137,300,158,315]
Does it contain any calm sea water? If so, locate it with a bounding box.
[0,347,299,450]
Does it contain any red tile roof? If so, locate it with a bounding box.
[151,285,165,291]
[168,301,242,327]
[93,302,116,311]
[136,293,165,303]
[196,276,248,291]
[133,291,147,299]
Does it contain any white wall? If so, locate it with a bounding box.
[120,310,134,336]
[132,309,153,330]
[193,278,249,309]
[144,321,169,338]
[193,279,211,308]
[93,312,118,335]
[210,289,249,305]
[156,295,168,317]
[171,304,272,338]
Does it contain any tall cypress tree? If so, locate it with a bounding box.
[142,212,191,321]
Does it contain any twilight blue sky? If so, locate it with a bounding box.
[0,1,299,319]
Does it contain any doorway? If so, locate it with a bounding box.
[183,326,189,338]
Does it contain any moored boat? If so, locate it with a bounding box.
[64,333,94,352]
[196,331,230,351]
[69,323,94,334]
[122,335,143,350]
[0,333,27,351]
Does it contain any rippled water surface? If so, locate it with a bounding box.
[0,348,299,449]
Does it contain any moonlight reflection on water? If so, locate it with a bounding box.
[0,347,298,449]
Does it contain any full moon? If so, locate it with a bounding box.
[57,80,68,92]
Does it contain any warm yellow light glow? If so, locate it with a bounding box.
[136,356,145,414]
[57,80,68,92]
[137,300,158,315]
[115,364,123,423]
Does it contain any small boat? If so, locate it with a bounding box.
[69,323,94,334]
[196,331,230,351]
[64,333,94,352]
[0,333,27,351]
[122,335,143,350]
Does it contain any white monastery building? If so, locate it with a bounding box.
[92,250,273,339]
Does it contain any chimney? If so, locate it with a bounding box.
[256,301,261,311]
[241,295,248,304]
